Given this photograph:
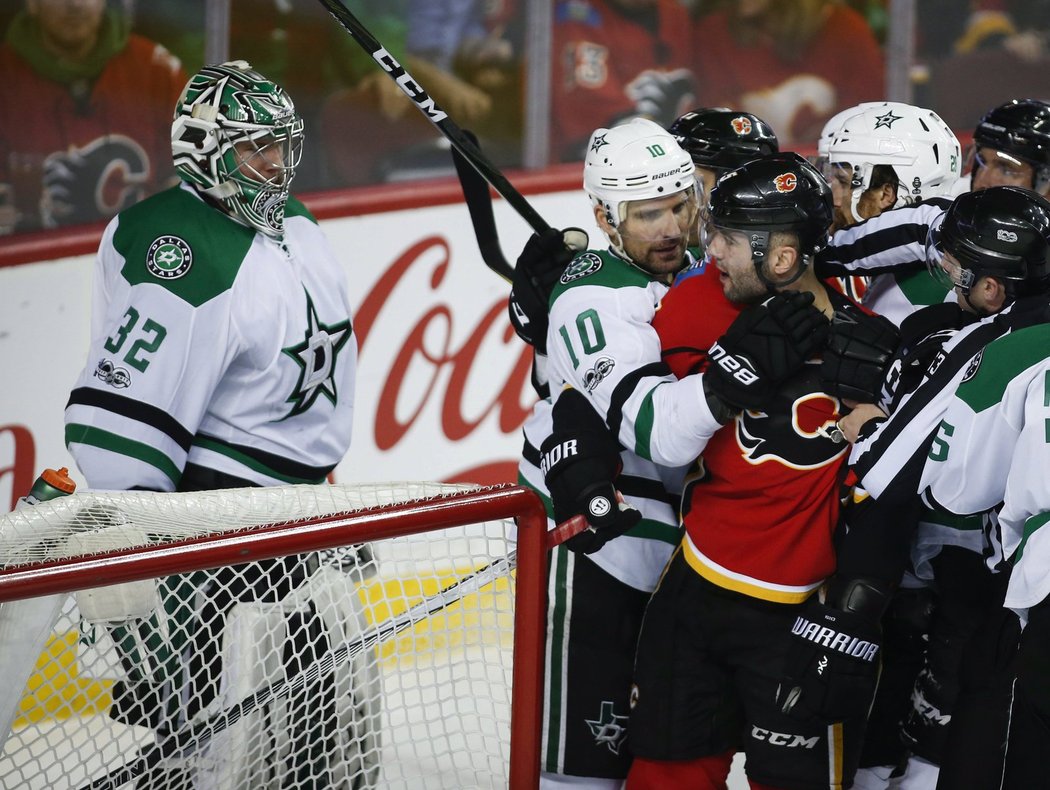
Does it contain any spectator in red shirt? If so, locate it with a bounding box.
[0,0,187,234]
[552,0,698,162]
[693,0,884,146]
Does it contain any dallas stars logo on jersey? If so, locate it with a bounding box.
[584,700,628,755]
[146,236,193,279]
[281,289,353,419]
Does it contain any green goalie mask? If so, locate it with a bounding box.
[171,60,304,238]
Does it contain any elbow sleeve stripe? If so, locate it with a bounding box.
[607,362,672,441]
[64,423,182,487]
[67,387,193,451]
[634,387,658,461]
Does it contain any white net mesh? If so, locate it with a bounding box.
[0,482,528,790]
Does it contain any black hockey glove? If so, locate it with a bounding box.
[776,578,888,724]
[509,227,588,353]
[820,309,901,403]
[541,389,641,554]
[705,291,829,412]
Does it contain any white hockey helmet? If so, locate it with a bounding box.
[815,102,885,164]
[172,60,303,239]
[826,102,962,216]
[584,118,696,235]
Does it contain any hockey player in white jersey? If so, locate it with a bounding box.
[516,120,822,789]
[519,119,702,790]
[914,186,1050,790]
[507,107,779,399]
[63,61,365,788]
[66,60,356,491]
[831,186,1050,789]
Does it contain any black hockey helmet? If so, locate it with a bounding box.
[668,108,779,174]
[705,152,833,260]
[926,185,1050,299]
[973,99,1050,169]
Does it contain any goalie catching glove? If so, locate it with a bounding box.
[540,389,640,554]
[776,576,890,724]
[509,227,588,352]
[820,309,901,403]
[705,291,829,412]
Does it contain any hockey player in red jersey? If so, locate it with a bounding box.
[622,155,890,789]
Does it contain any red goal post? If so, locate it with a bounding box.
[0,482,573,790]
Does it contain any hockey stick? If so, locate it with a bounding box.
[451,129,514,281]
[316,0,551,282]
[80,515,586,789]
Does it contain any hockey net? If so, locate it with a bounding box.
[0,482,553,790]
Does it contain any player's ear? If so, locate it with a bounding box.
[593,203,612,233]
[768,243,799,279]
[981,275,1009,313]
[878,182,897,211]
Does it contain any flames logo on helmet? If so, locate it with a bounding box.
[731,116,753,136]
[773,173,797,193]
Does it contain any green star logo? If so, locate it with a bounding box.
[280,290,353,419]
[874,110,903,130]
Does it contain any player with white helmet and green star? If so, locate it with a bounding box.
[64,60,369,786]
[517,117,701,788]
[517,118,823,788]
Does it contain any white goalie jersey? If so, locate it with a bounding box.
[65,183,357,491]
[919,322,1050,620]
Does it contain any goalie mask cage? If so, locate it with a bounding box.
[0,482,552,790]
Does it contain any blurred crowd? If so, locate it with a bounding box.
[1,0,1049,236]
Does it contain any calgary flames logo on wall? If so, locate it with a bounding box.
[730,116,752,135]
[773,172,797,193]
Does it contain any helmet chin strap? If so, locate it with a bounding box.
[961,289,994,317]
[755,256,808,292]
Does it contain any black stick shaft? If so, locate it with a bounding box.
[451,130,514,282]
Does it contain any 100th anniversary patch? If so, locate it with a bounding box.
[146,236,193,279]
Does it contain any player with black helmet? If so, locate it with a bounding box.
[969,98,1050,195]
[516,125,825,789]
[828,186,1050,790]
[915,189,1050,790]
[625,153,886,789]
[667,107,779,207]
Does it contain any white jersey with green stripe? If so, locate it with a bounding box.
[518,249,722,592]
[65,184,356,491]
[918,322,1050,619]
